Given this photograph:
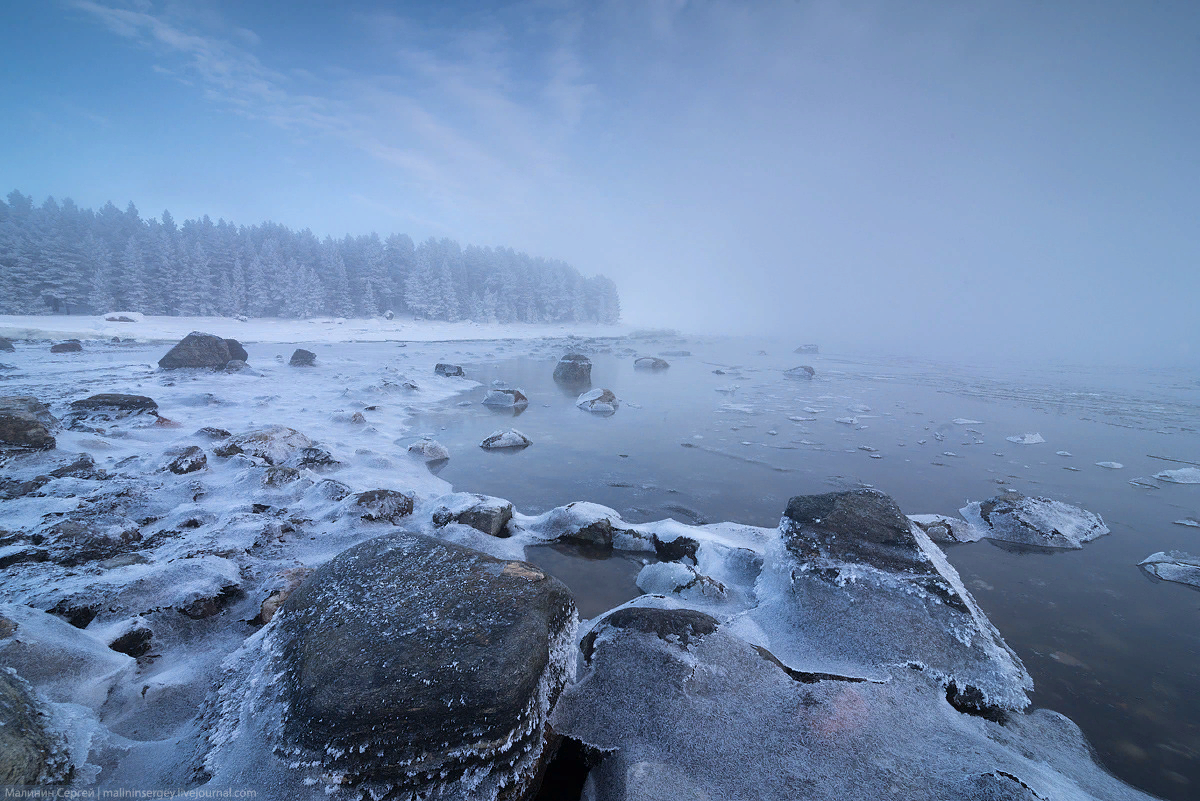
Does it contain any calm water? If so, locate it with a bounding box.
[410,337,1200,801]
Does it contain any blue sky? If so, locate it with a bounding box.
[2,1,1197,363]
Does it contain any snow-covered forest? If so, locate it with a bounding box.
[0,190,621,323]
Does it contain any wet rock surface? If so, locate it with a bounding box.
[0,396,57,450]
[50,342,82,353]
[553,353,592,384]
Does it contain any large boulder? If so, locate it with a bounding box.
[288,348,315,366]
[158,332,237,369]
[69,394,158,414]
[50,342,82,353]
[553,353,592,384]
[205,533,576,799]
[634,357,669,370]
[224,338,248,362]
[0,397,56,450]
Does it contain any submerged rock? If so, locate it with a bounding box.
[634,357,669,370]
[0,397,56,450]
[0,336,13,352]
[960,491,1109,550]
[204,532,576,800]
[158,332,238,369]
[407,438,450,462]
[1139,551,1200,588]
[434,362,464,377]
[785,365,815,379]
[288,348,315,367]
[576,388,619,414]
[553,353,592,384]
[481,429,532,450]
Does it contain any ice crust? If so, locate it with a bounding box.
[1005,432,1046,444]
[1139,551,1200,588]
[961,493,1109,550]
[1155,467,1200,484]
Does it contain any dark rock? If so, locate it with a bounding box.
[435,362,464,377]
[316,479,353,501]
[50,342,82,353]
[580,607,718,665]
[0,398,56,450]
[354,489,414,523]
[383,310,395,320]
[296,446,339,469]
[111,336,120,343]
[289,348,316,366]
[0,670,70,785]
[157,332,234,369]
[634,357,669,370]
[0,337,14,351]
[795,344,819,354]
[781,489,930,575]
[431,493,514,537]
[178,584,243,619]
[553,353,592,384]
[222,360,251,373]
[563,519,614,550]
[48,598,98,629]
[109,627,153,658]
[46,519,142,568]
[271,532,575,795]
[349,411,366,424]
[105,315,137,323]
[651,533,699,563]
[70,394,158,413]
[166,445,207,474]
[47,452,105,480]
[785,365,815,379]
[0,546,49,569]
[224,339,248,362]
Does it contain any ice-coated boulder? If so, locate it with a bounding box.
[908,513,983,544]
[407,438,450,462]
[288,348,315,366]
[165,445,207,475]
[212,426,315,465]
[634,356,669,370]
[0,396,56,450]
[434,362,464,377]
[431,492,514,537]
[553,353,592,384]
[550,596,1155,801]
[480,428,532,450]
[785,365,815,379]
[202,532,577,801]
[158,332,238,369]
[483,387,529,408]
[0,669,71,785]
[576,387,619,414]
[1139,551,1200,588]
[960,491,1109,550]
[756,489,1032,713]
[353,489,414,523]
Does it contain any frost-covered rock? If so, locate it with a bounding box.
[0,668,72,785]
[408,438,450,462]
[1154,467,1200,484]
[553,352,592,384]
[480,428,532,450]
[165,445,207,475]
[353,489,414,523]
[483,387,529,408]
[908,513,984,543]
[551,596,1155,801]
[1005,432,1046,445]
[158,332,239,369]
[202,532,576,801]
[434,362,464,377]
[577,388,619,414]
[212,426,315,465]
[634,357,669,370]
[0,396,56,450]
[757,490,1032,713]
[432,492,514,537]
[960,491,1109,550]
[1139,551,1200,588]
[524,502,625,550]
[785,365,815,379]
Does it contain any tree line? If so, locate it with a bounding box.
[0,190,621,324]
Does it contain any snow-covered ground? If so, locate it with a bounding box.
[0,313,631,344]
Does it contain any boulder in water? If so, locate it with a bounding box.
[434,363,464,377]
[553,353,593,384]
[0,397,56,450]
[960,491,1109,550]
[158,332,236,369]
[577,388,619,414]
[483,387,529,408]
[481,429,532,450]
[288,348,315,367]
[50,342,82,353]
[785,365,815,379]
[634,356,670,370]
[431,492,514,537]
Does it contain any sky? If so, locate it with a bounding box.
[1,0,1197,365]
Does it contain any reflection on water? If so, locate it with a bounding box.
[411,336,1200,801]
[524,542,654,620]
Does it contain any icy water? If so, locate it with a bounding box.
[2,334,1198,799]
[407,338,1200,801]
